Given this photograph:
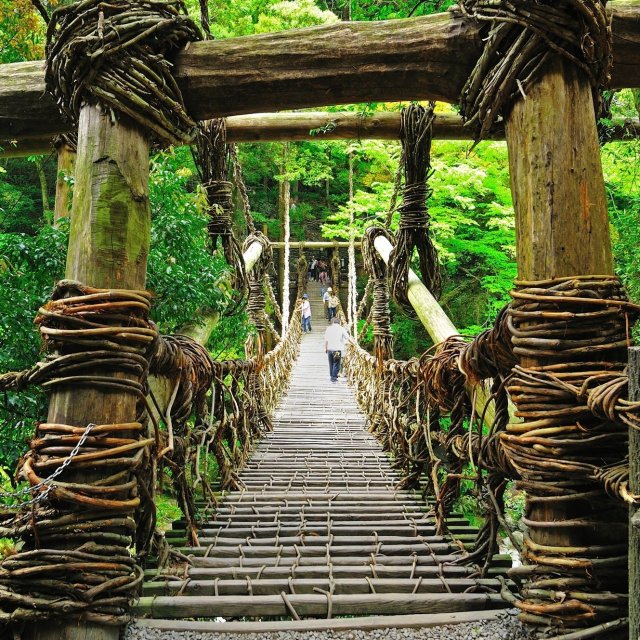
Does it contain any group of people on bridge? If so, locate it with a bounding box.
[308,257,329,285]
[299,289,350,383]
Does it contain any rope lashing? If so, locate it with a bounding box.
[243,233,273,358]
[330,250,341,293]
[296,252,308,300]
[500,275,639,630]
[45,0,201,146]
[388,103,441,313]
[458,0,612,141]
[230,145,257,236]
[459,305,517,386]
[200,309,302,494]
[362,227,394,367]
[148,333,215,545]
[192,119,248,310]
[0,281,156,628]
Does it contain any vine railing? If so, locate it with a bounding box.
[345,274,640,634]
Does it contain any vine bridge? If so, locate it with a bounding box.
[132,285,511,633]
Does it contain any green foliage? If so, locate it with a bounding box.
[323,131,517,336]
[155,493,183,532]
[0,222,68,469]
[190,0,337,38]
[147,148,234,334]
[0,0,46,63]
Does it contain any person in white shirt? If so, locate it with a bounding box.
[301,294,312,333]
[324,317,350,382]
[322,287,332,320]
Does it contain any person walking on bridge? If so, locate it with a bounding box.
[323,286,332,320]
[301,293,312,333]
[324,316,349,382]
[326,290,340,321]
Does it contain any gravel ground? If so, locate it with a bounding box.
[124,609,533,640]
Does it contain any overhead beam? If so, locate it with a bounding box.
[0,2,638,143]
[271,241,361,249]
[4,111,639,159]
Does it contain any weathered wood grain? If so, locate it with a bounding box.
[3,112,640,158]
[0,2,638,142]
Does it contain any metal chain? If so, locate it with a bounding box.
[0,423,96,506]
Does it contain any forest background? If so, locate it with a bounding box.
[0,0,639,524]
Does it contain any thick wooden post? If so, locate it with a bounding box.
[505,58,612,280]
[53,140,75,225]
[504,55,618,618]
[25,104,150,640]
[629,347,640,640]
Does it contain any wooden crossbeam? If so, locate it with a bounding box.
[0,3,638,144]
[3,112,639,158]
[271,241,360,249]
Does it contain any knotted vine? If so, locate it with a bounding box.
[296,251,308,300]
[388,103,441,312]
[0,282,157,629]
[362,227,394,367]
[192,119,248,311]
[243,233,274,359]
[458,0,612,141]
[45,0,201,146]
[346,271,640,635]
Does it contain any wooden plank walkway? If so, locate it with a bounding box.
[134,283,511,632]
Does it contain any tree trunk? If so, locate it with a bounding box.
[33,156,49,218]
[504,55,618,624]
[25,104,150,640]
[53,142,75,225]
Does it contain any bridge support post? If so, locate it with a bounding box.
[24,104,150,640]
[629,347,640,640]
[504,55,619,624]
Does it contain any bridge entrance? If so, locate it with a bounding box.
[132,284,511,633]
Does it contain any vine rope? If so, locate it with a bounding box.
[45,0,201,146]
[346,272,640,635]
[192,118,248,311]
[0,281,156,628]
[458,0,612,141]
[388,103,441,312]
[362,227,394,367]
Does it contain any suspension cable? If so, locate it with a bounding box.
[348,150,358,341]
[282,143,291,336]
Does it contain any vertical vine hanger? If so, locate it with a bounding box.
[362,227,394,368]
[388,103,441,314]
[192,119,248,312]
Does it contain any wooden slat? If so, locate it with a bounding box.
[131,610,506,633]
[135,592,507,618]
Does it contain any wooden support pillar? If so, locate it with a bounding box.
[629,347,640,640]
[25,104,150,640]
[505,58,612,280]
[504,55,617,617]
[53,139,76,225]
